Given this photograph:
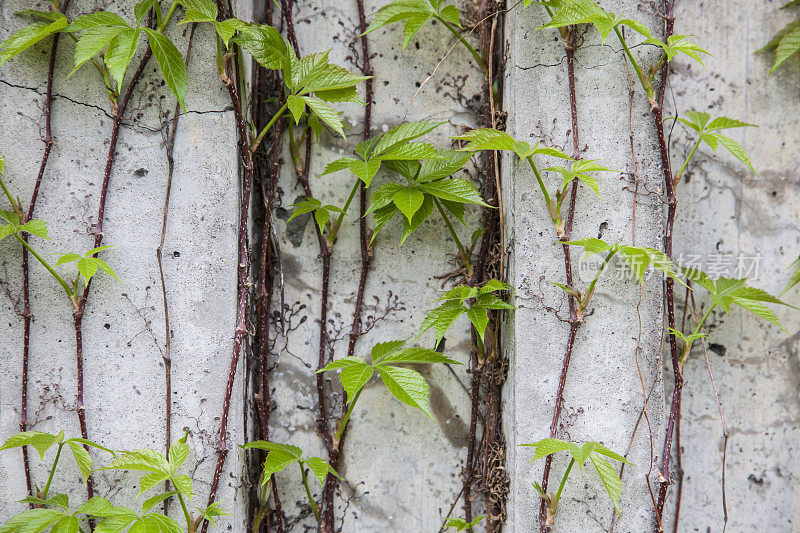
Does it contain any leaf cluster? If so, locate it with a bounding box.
[671,111,757,176]
[523,438,629,519]
[319,340,459,419]
[760,1,800,74]
[444,515,486,531]
[420,280,514,343]
[242,441,340,489]
[364,0,462,49]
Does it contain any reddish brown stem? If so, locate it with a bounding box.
[19,0,72,501]
[201,44,256,532]
[653,2,678,530]
[538,31,583,533]
[66,17,155,522]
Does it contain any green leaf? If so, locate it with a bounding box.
[168,434,190,470]
[338,359,374,401]
[287,94,306,124]
[314,86,363,104]
[420,300,465,341]
[645,34,710,66]
[134,0,157,27]
[235,23,287,70]
[564,237,613,255]
[77,257,99,286]
[521,438,570,461]
[104,28,141,92]
[19,219,48,239]
[138,472,169,494]
[304,456,343,486]
[70,26,125,78]
[418,179,489,206]
[0,431,62,461]
[364,0,454,49]
[380,142,445,161]
[77,497,133,517]
[261,448,301,481]
[370,204,399,242]
[300,62,369,95]
[714,134,757,175]
[195,502,230,528]
[349,159,382,187]
[143,29,188,112]
[377,347,459,365]
[539,0,617,41]
[588,452,623,517]
[0,508,66,533]
[141,513,182,533]
[400,194,434,245]
[392,187,425,221]
[371,340,407,360]
[65,12,130,32]
[376,365,434,419]
[764,20,800,74]
[95,259,121,284]
[142,491,176,513]
[453,127,536,159]
[416,151,472,182]
[372,121,444,158]
[466,306,490,340]
[301,96,346,138]
[214,19,249,48]
[172,474,192,498]
[178,0,218,23]
[67,440,93,485]
[93,514,138,533]
[0,15,68,67]
[366,183,406,215]
[55,253,82,266]
[445,515,486,531]
[783,256,800,295]
[104,449,171,475]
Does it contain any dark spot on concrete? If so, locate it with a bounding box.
[104,323,111,330]
[133,168,148,178]
[748,473,764,486]
[709,343,726,356]
[597,220,609,239]
[173,251,180,257]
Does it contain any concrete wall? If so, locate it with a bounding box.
[664,1,800,530]
[502,2,666,531]
[264,1,484,529]
[0,0,798,532]
[0,0,247,529]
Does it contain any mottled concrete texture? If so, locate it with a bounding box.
[2,0,799,532]
[502,2,666,531]
[0,1,248,529]
[663,1,800,531]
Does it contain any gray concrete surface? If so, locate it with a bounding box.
[502,2,666,531]
[0,1,247,529]
[1,0,799,532]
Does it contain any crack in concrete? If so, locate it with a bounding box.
[1,78,233,119]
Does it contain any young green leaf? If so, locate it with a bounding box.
[0,14,69,67]
[0,431,64,461]
[0,508,67,533]
[376,365,434,419]
[143,29,188,112]
[445,515,486,531]
[70,26,126,78]
[673,112,758,176]
[365,0,462,49]
[178,0,219,23]
[104,28,141,91]
[234,23,288,68]
[762,19,800,74]
[195,501,230,529]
